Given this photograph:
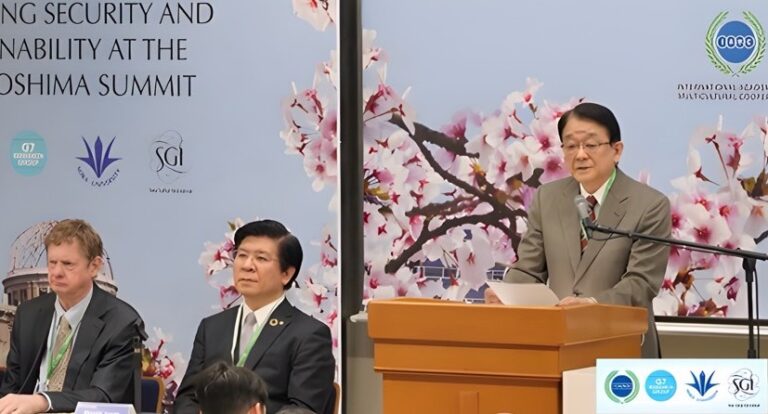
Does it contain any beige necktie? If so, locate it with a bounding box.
[239,312,257,356]
[47,317,73,391]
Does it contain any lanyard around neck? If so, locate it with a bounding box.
[46,318,76,379]
[232,299,282,367]
[236,322,265,367]
[597,168,617,205]
[581,168,618,216]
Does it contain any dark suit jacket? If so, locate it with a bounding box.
[174,299,335,414]
[504,169,671,357]
[0,283,146,412]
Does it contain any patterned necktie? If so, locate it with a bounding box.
[580,195,598,252]
[47,317,73,391]
[239,312,257,357]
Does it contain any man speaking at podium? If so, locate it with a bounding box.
[486,102,671,358]
[0,219,146,414]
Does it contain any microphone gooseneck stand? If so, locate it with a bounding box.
[586,220,765,358]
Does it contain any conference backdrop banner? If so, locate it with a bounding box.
[360,0,768,320]
[0,1,339,409]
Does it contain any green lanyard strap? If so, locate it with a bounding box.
[236,321,265,367]
[46,327,75,379]
[598,168,617,206]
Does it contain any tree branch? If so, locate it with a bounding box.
[384,210,524,274]
[390,114,477,157]
[403,121,511,215]
[407,195,477,218]
[379,114,537,274]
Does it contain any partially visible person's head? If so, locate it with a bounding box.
[44,219,104,306]
[557,102,624,193]
[195,361,268,414]
[275,407,316,414]
[233,220,303,306]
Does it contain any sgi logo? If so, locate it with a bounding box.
[149,130,187,184]
[706,11,765,76]
[604,370,639,404]
[729,368,760,401]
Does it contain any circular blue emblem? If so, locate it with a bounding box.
[611,374,634,398]
[645,370,677,402]
[716,21,756,63]
[9,131,47,176]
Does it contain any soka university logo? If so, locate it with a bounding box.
[706,11,765,76]
[77,136,121,187]
[604,370,640,404]
[687,370,719,401]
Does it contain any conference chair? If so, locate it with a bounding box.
[141,376,165,413]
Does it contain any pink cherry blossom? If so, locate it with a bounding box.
[537,98,580,122]
[303,132,338,191]
[539,153,568,183]
[455,230,495,290]
[665,117,768,318]
[291,0,336,31]
[678,203,732,246]
[362,30,387,71]
[441,278,472,301]
[219,285,241,309]
[502,77,542,112]
[363,83,416,134]
[198,242,233,277]
[144,328,187,408]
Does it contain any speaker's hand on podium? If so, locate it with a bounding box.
[484,286,502,304]
[557,296,596,306]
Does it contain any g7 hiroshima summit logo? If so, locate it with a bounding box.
[706,11,765,76]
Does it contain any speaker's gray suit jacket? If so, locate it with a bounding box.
[504,168,671,357]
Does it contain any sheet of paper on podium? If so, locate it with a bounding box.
[486,281,559,306]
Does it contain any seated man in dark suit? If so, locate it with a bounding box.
[0,219,146,413]
[196,361,268,414]
[174,219,335,414]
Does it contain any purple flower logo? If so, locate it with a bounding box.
[77,137,121,178]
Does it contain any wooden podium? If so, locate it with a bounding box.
[367,298,647,414]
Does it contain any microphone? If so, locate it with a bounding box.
[574,195,593,239]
